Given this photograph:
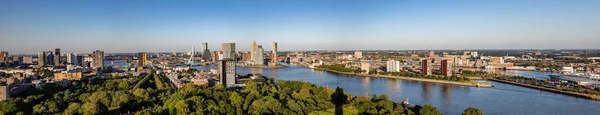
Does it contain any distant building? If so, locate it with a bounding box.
[212,51,218,63]
[355,51,363,59]
[54,48,61,65]
[67,53,77,65]
[255,45,264,65]
[222,43,236,59]
[241,52,251,61]
[38,51,45,66]
[489,57,504,63]
[44,51,54,66]
[429,51,436,57]
[92,50,104,69]
[21,56,33,64]
[387,60,401,72]
[421,59,431,75]
[361,61,370,74]
[0,85,8,101]
[272,42,278,64]
[138,52,147,67]
[441,60,451,76]
[250,40,257,61]
[0,51,7,65]
[219,58,237,87]
[201,42,208,55]
[54,72,83,81]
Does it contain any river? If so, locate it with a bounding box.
[194,65,600,115]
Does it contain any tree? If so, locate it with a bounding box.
[83,102,107,115]
[420,104,442,115]
[462,107,484,115]
[332,87,348,115]
[63,103,82,115]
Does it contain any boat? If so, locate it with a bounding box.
[548,74,562,79]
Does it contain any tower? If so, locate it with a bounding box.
[219,58,237,87]
[250,40,257,61]
[54,48,61,65]
[272,42,278,64]
[421,59,430,75]
[92,50,104,69]
[138,52,147,67]
[222,43,236,59]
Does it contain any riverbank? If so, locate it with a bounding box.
[313,68,492,88]
[488,78,600,100]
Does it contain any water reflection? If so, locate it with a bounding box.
[360,76,370,96]
[386,79,402,100]
[422,82,432,103]
[440,84,452,108]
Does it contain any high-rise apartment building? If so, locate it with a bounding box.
[67,53,77,65]
[219,58,237,87]
[386,60,401,72]
[250,40,257,61]
[92,50,104,68]
[441,60,451,76]
[421,59,431,75]
[222,43,236,59]
[138,52,147,67]
[272,42,278,64]
[54,48,61,65]
[44,51,54,66]
[201,42,208,54]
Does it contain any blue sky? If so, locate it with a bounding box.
[1,0,599,54]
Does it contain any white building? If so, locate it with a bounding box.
[386,60,401,72]
[255,45,264,65]
[355,51,363,59]
[221,43,236,59]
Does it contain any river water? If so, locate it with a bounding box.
[194,65,600,115]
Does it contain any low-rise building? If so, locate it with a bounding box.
[54,72,83,81]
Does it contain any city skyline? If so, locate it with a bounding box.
[1,0,600,54]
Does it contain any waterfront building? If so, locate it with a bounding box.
[387,60,401,72]
[441,60,451,76]
[272,42,278,64]
[241,52,251,61]
[0,85,8,101]
[222,43,236,59]
[489,57,504,63]
[255,45,264,65]
[92,50,104,69]
[219,58,237,87]
[250,40,257,61]
[421,59,431,75]
[355,51,363,59]
[361,61,370,74]
[202,49,211,62]
[138,52,147,67]
[54,48,61,65]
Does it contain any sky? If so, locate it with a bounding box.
[0,0,599,54]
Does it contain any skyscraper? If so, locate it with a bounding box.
[92,50,104,69]
[54,48,61,65]
[386,60,401,72]
[421,59,430,75]
[222,43,236,59]
[38,51,45,66]
[66,53,77,65]
[201,42,208,54]
[250,40,257,61]
[255,45,264,65]
[44,51,54,66]
[272,42,278,64]
[219,58,236,87]
[138,52,147,67]
[441,60,451,76]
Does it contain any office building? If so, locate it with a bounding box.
[222,43,236,59]
[441,60,451,76]
[76,55,84,66]
[0,85,8,101]
[138,52,147,67]
[92,50,104,68]
[0,51,7,65]
[67,53,77,65]
[489,57,504,63]
[201,42,208,54]
[219,58,237,87]
[54,48,61,65]
[355,51,363,59]
[250,40,257,61]
[255,45,264,65]
[44,51,54,66]
[272,42,278,64]
[421,59,431,75]
[212,51,218,63]
[38,51,45,66]
[386,60,401,72]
